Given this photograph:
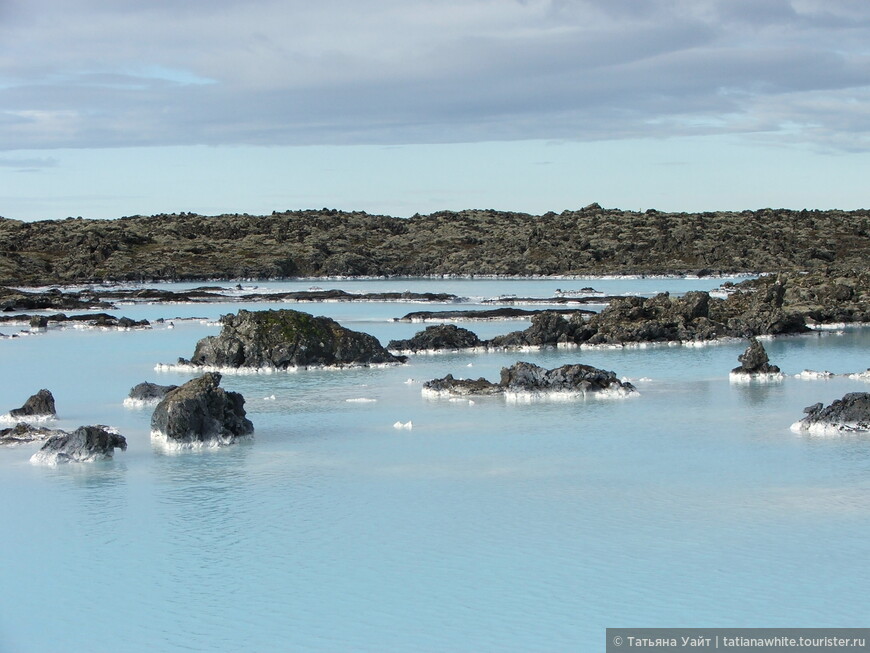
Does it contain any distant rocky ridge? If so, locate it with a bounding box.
[1,206,868,284]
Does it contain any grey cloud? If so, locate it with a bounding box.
[1,0,869,151]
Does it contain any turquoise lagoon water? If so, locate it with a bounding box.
[1,278,869,652]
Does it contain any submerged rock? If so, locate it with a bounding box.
[179,309,402,369]
[150,372,254,448]
[125,381,179,407]
[388,324,482,352]
[8,389,57,419]
[30,425,127,465]
[423,361,636,398]
[0,423,65,446]
[730,338,781,376]
[791,392,870,435]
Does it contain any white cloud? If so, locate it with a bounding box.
[2,0,869,150]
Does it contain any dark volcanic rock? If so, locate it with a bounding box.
[180,309,402,369]
[8,389,57,419]
[388,324,482,352]
[488,312,587,348]
[498,361,636,395]
[30,425,127,464]
[730,337,781,375]
[150,373,254,447]
[395,307,591,322]
[422,374,502,396]
[125,381,179,405]
[791,392,870,434]
[0,423,65,446]
[423,361,636,397]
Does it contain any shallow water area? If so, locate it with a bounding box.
[1,278,869,652]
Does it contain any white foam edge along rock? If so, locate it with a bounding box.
[392,421,413,430]
[150,429,253,451]
[0,412,57,424]
[122,397,162,409]
[790,420,870,436]
[156,361,401,374]
[848,370,870,381]
[794,370,835,380]
[346,398,377,403]
[728,372,785,384]
[390,346,489,356]
[503,387,639,402]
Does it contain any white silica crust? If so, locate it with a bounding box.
[122,397,162,409]
[156,361,401,374]
[790,420,870,436]
[504,387,639,402]
[794,370,835,380]
[150,429,253,451]
[0,413,57,424]
[728,372,785,384]
[346,398,377,403]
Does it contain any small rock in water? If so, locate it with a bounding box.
[791,392,870,435]
[30,425,127,465]
[8,389,57,419]
[730,337,781,376]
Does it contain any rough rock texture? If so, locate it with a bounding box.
[792,393,870,434]
[150,373,254,446]
[30,425,127,464]
[126,382,179,403]
[499,361,636,394]
[424,361,636,397]
[1,207,869,284]
[388,324,482,352]
[8,389,57,418]
[181,309,402,368]
[489,312,586,348]
[394,307,592,321]
[421,374,503,396]
[0,423,65,446]
[731,338,781,375]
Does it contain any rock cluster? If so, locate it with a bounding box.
[180,309,402,369]
[423,361,636,397]
[124,382,179,406]
[0,423,65,446]
[30,425,127,465]
[791,393,870,435]
[150,373,254,447]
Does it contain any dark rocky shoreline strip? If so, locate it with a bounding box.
[1,205,868,285]
[393,307,594,322]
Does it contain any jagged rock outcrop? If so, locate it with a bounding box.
[730,338,781,376]
[8,389,57,419]
[124,382,179,407]
[388,324,482,352]
[0,423,65,446]
[791,393,870,435]
[179,309,402,369]
[423,361,636,397]
[150,373,254,447]
[30,425,127,464]
[489,311,587,348]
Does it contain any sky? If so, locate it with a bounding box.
[1,0,869,220]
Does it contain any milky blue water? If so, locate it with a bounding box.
[2,278,869,653]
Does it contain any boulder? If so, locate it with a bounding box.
[0,423,65,446]
[423,361,636,397]
[180,309,402,369]
[791,392,870,435]
[150,373,254,447]
[30,425,127,464]
[730,338,781,375]
[499,361,636,395]
[8,389,57,419]
[388,324,482,352]
[125,381,179,406]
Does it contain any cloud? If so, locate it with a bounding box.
[2,0,870,151]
